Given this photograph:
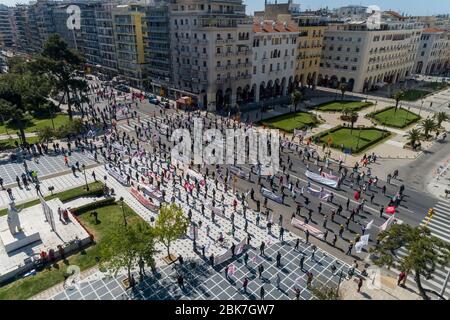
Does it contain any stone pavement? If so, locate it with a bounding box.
[339,273,420,300]
[47,239,357,301]
[0,164,101,209]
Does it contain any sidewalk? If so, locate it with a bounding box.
[339,274,421,300]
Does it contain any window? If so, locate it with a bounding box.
[253,66,257,74]
[262,65,265,73]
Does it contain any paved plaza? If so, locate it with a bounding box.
[0,151,96,186]
[50,240,356,301]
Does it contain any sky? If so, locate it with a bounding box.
[0,0,449,16]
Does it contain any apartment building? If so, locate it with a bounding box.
[0,5,14,49]
[251,20,298,103]
[112,4,147,87]
[294,15,327,87]
[318,21,423,93]
[170,0,253,111]
[414,28,450,75]
[143,1,172,95]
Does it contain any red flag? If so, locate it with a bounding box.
[354,191,360,201]
[386,206,396,214]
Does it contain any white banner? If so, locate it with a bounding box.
[214,237,247,265]
[261,187,283,204]
[307,186,331,200]
[305,170,338,189]
[380,215,396,231]
[229,166,249,179]
[107,167,128,186]
[39,195,56,232]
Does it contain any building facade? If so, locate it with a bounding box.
[143,1,172,95]
[112,4,147,87]
[0,5,14,49]
[251,20,298,103]
[294,15,327,87]
[414,28,450,75]
[170,0,253,111]
[318,21,423,93]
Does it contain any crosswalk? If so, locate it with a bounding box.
[393,199,450,299]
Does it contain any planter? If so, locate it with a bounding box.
[162,254,177,265]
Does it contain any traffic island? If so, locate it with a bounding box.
[367,106,421,129]
[314,126,392,155]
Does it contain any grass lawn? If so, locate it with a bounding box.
[261,112,318,133]
[315,100,372,112]
[400,89,430,101]
[371,107,421,128]
[0,201,141,300]
[0,181,104,216]
[319,127,390,154]
[0,136,41,151]
[421,82,448,91]
[0,114,70,135]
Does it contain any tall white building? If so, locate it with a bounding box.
[251,20,298,103]
[170,0,253,112]
[414,28,450,75]
[318,21,423,93]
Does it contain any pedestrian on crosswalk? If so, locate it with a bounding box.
[258,264,264,279]
[260,241,265,256]
[294,238,300,251]
[260,285,265,300]
[242,277,249,293]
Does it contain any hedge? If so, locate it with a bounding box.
[313,100,374,112]
[70,198,116,215]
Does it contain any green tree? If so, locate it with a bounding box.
[154,203,188,257]
[100,220,156,284]
[38,126,55,144]
[134,221,158,271]
[420,118,438,138]
[406,128,422,149]
[291,90,302,112]
[349,111,359,134]
[434,112,449,128]
[29,34,86,120]
[0,73,50,143]
[393,90,405,115]
[339,83,347,101]
[370,224,450,300]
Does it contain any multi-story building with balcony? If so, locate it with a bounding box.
[294,15,327,87]
[0,5,14,49]
[112,3,147,87]
[251,20,298,103]
[170,0,253,111]
[143,1,172,96]
[318,21,423,93]
[414,28,450,75]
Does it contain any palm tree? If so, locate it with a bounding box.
[420,118,438,138]
[406,128,422,149]
[349,111,358,134]
[435,112,449,128]
[339,83,348,101]
[291,90,302,112]
[393,90,405,115]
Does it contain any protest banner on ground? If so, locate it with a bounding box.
[291,217,324,240]
[305,170,338,189]
[260,187,283,204]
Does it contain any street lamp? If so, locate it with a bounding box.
[120,196,127,227]
[419,100,424,117]
[356,127,363,151]
[82,164,89,191]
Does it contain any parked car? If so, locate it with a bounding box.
[145,93,156,99]
[115,85,130,93]
[149,98,159,105]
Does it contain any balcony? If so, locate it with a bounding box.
[236,50,251,56]
[215,52,233,58]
